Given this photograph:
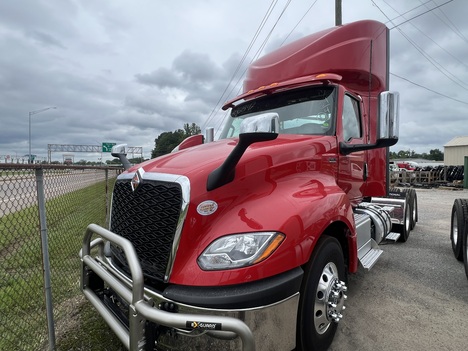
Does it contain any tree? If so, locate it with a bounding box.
[397,150,411,159]
[106,158,122,165]
[129,157,144,164]
[429,148,444,161]
[151,123,201,158]
[389,148,444,161]
[184,122,201,136]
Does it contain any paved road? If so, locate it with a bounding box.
[0,169,109,216]
[331,188,468,351]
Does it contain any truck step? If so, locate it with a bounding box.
[386,232,401,241]
[360,248,383,270]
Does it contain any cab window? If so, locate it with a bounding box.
[342,95,361,141]
[219,87,336,139]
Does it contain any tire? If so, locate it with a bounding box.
[409,189,418,230]
[450,198,468,261]
[388,188,412,242]
[396,191,411,242]
[297,236,347,351]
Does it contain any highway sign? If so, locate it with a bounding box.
[102,142,116,152]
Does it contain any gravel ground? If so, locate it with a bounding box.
[330,188,468,351]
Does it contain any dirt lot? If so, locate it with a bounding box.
[330,188,468,351]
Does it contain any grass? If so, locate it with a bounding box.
[0,176,123,350]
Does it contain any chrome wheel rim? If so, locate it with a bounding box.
[313,262,347,334]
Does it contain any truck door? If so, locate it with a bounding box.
[337,93,366,205]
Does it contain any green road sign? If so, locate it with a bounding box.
[102,142,116,152]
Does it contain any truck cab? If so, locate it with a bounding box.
[80,20,416,351]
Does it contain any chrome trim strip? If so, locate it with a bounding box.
[166,175,190,282]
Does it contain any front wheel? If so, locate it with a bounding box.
[297,236,347,351]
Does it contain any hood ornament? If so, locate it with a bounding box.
[131,168,145,192]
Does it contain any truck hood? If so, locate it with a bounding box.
[121,134,344,286]
[128,134,337,194]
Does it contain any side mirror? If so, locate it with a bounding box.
[378,91,399,143]
[205,127,214,143]
[111,144,132,170]
[240,112,280,134]
[339,91,400,155]
[111,144,127,156]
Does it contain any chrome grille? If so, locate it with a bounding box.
[110,178,183,283]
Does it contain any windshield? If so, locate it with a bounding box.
[219,86,336,139]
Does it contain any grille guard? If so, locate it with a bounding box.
[80,223,256,351]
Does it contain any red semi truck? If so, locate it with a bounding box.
[80,20,418,351]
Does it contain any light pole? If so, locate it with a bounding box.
[29,106,57,163]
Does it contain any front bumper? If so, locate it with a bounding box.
[80,224,301,351]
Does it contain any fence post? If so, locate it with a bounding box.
[35,168,56,350]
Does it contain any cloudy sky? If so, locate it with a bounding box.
[0,0,467,163]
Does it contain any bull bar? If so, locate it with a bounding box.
[80,223,256,351]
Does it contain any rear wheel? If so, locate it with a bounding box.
[451,199,468,261]
[297,236,347,351]
[396,191,411,242]
[409,189,418,230]
[389,188,413,242]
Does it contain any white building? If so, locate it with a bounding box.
[444,136,468,166]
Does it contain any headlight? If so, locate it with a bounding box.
[198,232,285,270]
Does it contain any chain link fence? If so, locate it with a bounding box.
[0,164,125,350]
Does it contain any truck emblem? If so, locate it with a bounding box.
[197,200,218,216]
[130,168,145,192]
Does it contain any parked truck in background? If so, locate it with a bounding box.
[396,161,417,171]
[80,20,419,351]
[450,199,468,279]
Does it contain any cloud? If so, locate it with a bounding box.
[173,51,221,84]
[130,50,240,134]
[0,0,467,162]
[135,50,226,93]
[28,30,67,49]
[136,68,180,89]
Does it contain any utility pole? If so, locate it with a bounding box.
[335,0,342,26]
